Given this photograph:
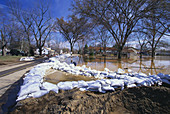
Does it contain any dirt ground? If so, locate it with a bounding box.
[0,76,169,114]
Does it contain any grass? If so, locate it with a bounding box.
[0,55,23,62]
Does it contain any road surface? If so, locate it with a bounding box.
[0,57,48,97]
[0,58,47,78]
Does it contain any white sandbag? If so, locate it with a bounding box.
[57,82,74,90]
[74,66,83,71]
[23,75,42,84]
[98,87,106,93]
[63,62,69,67]
[97,80,108,86]
[83,72,92,77]
[53,65,59,70]
[157,73,170,80]
[41,82,58,91]
[164,74,170,80]
[87,82,101,91]
[107,73,117,79]
[118,75,127,79]
[124,76,136,85]
[102,86,115,91]
[49,57,59,63]
[104,68,110,72]
[51,88,59,93]
[100,71,108,75]
[78,80,88,88]
[138,80,151,86]
[16,95,28,101]
[127,84,136,88]
[82,65,86,68]
[161,79,170,84]
[31,90,49,98]
[71,81,79,88]
[79,88,87,91]
[117,68,125,74]
[138,73,147,77]
[110,79,124,87]
[18,82,40,97]
[70,64,75,68]
[105,79,111,85]
[128,69,133,73]
[133,77,144,84]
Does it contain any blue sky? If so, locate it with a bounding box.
[0,0,74,44]
[0,0,73,19]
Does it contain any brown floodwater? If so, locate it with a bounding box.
[65,56,170,75]
[45,56,170,84]
[44,69,95,84]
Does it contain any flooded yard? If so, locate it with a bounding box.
[66,56,170,75]
[45,56,170,84]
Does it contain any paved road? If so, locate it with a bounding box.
[0,57,48,98]
[0,58,47,78]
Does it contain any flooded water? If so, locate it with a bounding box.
[45,56,170,84]
[67,56,170,75]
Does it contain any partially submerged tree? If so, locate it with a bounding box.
[141,0,170,57]
[84,44,88,54]
[72,0,164,59]
[94,26,111,55]
[55,15,90,56]
[134,32,148,58]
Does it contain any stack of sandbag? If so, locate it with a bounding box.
[157,73,170,84]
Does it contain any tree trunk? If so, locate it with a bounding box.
[103,43,106,56]
[151,48,155,58]
[140,49,142,59]
[70,44,73,63]
[70,44,73,56]
[117,47,122,59]
[2,46,6,56]
[118,51,121,59]
[28,40,31,56]
[103,46,106,56]
[39,47,42,56]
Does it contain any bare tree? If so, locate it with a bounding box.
[55,15,90,56]
[8,0,33,55]
[7,22,25,50]
[141,0,170,57]
[0,4,9,56]
[0,21,8,56]
[72,0,161,59]
[134,32,148,58]
[94,26,111,55]
[31,1,53,56]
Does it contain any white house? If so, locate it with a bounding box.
[35,47,55,55]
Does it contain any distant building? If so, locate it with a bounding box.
[88,46,139,58]
[35,47,55,55]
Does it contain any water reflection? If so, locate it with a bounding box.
[69,56,170,75]
[45,56,169,84]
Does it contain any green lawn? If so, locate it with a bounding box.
[0,55,23,62]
